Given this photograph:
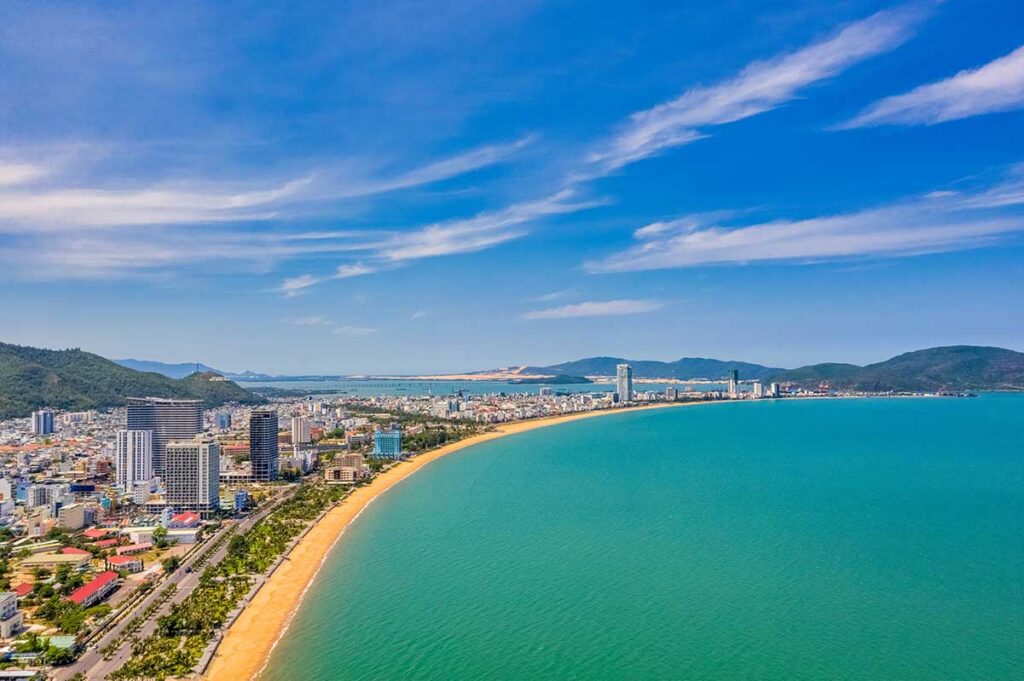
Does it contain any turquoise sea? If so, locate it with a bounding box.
[263,395,1024,680]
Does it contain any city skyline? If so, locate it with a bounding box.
[2,1,1023,373]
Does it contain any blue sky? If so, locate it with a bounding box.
[2,0,1022,374]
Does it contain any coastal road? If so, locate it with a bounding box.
[52,488,293,681]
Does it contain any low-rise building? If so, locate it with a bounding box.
[21,552,91,570]
[0,591,24,638]
[105,555,143,573]
[67,571,119,607]
[116,542,152,556]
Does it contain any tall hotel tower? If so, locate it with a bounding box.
[249,409,280,482]
[116,429,154,490]
[615,364,634,403]
[126,398,203,478]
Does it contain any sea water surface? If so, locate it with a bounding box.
[263,395,1024,680]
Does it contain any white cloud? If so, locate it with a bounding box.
[587,6,924,172]
[533,288,580,302]
[276,189,604,295]
[291,315,331,326]
[334,263,379,278]
[0,162,48,187]
[279,274,323,297]
[411,310,429,319]
[378,189,603,261]
[523,299,665,320]
[281,315,375,336]
[842,44,1024,127]
[333,325,377,337]
[587,171,1024,272]
[0,138,530,231]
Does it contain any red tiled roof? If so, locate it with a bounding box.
[171,511,200,525]
[116,542,152,555]
[12,582,32,597]
[92,538,120,548]
[61,547,91,556]
[68,571,117,605]
[83,528,116,539]
[106,555,140,566]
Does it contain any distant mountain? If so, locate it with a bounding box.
[772,346,1024,392]
[527,356,781,381]
[0,342,261,419]
[114,358,224,379]
[524,346,1024,391]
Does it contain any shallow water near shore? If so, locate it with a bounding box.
[263,395,1024,680]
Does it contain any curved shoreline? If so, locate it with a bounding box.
[204,402,694,680]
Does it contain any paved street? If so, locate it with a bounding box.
[52,489,290,681]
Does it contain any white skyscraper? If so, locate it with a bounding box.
[291,416,312,445]
[165,436,220,513]
[615,364,634,402]
[116,430,154,491]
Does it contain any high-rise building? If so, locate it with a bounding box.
[215,413,232,430]
[769,382,781,398]
[665,386,679,401]
[127,398,202,478]
[165,436,220,513]
[373,425,403,460]
[25,485,55,509]
[752,382,764,399]
[116,430,154,491]
[615,364,634,403]
[249,409,279,482]
[727,369,739,398]
[291,416,311,445]
[30,410,54,436]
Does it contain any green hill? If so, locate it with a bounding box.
[0,342,261,418]
[772,346,1024,391]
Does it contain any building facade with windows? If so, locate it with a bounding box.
[127,398,202,478]
[249,409,279,482]
[116,429,154,491]
[373,426,403,460]
[165,436,220,515]
[615,364,634,403]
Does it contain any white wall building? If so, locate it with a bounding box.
[0,592,24,639]
[165,436,220,514]
[291,416,312,445]
[615,364,634,402]
[116,429,154,491]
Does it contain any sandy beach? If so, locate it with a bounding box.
[205,403,690,681]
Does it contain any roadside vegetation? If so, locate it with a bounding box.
[110,484,351,681]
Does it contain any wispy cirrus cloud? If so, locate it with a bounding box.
[284,315,376,336]
[523,299,665,320]
[333,325,377,337]
[841,44,1024,128]
[0,137,531,231]
[277,262,385,297]
[377,189,603,261]
[586,5,926,173]
[290,315,331,326]
[277,189,604,295]
[586,169,1024,272]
